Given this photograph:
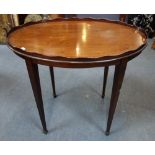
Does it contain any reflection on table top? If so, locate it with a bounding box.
[8,19,147,59]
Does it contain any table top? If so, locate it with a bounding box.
[7,18,147,62]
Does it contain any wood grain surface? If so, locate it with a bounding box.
[8,19,147,60]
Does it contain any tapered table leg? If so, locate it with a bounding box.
[102,66,109,98]
[49,67,57,98]
[26,60,48,134]
[105,61,127,136]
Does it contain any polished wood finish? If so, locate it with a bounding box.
[105,61,127,135]
[7,18,147,135]
[26,60,48,134]
[102,66,109,98]
[8,18,146,61]
[49,67,57,98]
[152,39,155,49]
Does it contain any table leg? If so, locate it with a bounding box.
[102,66,109,98]
[105,61,127,135]
[26,60,48,134]
[49,67,57,98]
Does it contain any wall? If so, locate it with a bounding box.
[77,14,119,20]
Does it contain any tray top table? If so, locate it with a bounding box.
[7,18,147,135]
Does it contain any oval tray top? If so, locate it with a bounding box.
[7,18,147,61]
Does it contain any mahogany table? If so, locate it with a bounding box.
[7,18,147,135]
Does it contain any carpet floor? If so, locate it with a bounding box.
[0,39,155,140]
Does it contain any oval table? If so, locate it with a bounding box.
[7,18,147,135]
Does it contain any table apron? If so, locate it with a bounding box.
[14,51,141,68]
